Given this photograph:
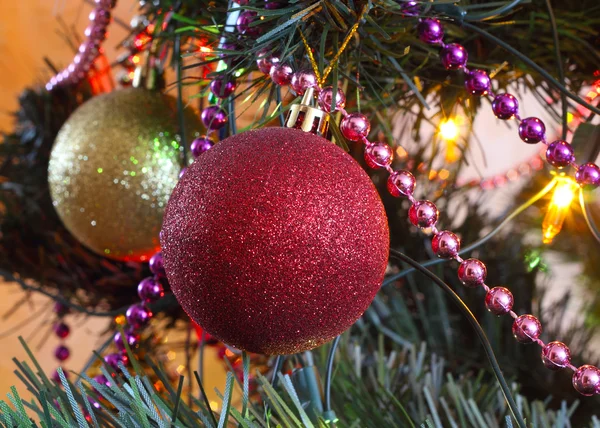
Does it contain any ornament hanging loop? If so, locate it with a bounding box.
[285,87,331,138]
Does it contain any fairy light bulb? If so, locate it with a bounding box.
[542,177,578,244]
[439,118,461,162]
[439,118,459,141]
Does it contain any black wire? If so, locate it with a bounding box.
[388,249,526,428]
[323,335,341,413]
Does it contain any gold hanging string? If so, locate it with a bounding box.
[299,28,322,84]
[298,6,368,87]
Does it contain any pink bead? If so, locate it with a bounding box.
[541,341,571,370]
[270,64,293,86]
[256,49,279,74]
[457,258,487,288]
[408,200,439,228]
[512,314,542,343]
[340,113,371,141]
[290,70,317,96]
[572,365,600,396]
[318,86,346,112]
[485,287,513,315]
[364,142,393,169]
[387,170,416,197]
[431,230,460,259]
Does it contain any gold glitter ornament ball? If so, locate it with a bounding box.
[48,88,202,261]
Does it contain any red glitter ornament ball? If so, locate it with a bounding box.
[161,127,389,355]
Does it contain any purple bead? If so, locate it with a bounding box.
[512,314,542,343]
[54,345,70,362]
[88,396,102,410]
[492,93,519,120]
[89,8,111,26]
[572,365,600,396]
[210,76,236,99]
[137,277,164,303]
[126,304,152,329]
[104,353,127,371]
[387,170,416,197]
[408,200,439,228]
[575,162,600,189]
[457,258,487,288]
[318,87,346,112]
[340,113,371,141]
[431,231,460,259]
[149,251,165,278]
[518,117,546,144]
[417,18,444,44]
[398,0,420,16]
[219,41,239,60]
[191,137,214,158]
[485,287,513,315]
[114,328,140,352]
[93,374,111,389]
[270,63,294,86]
[178,168,187,179]
[365,142,393,169]
[545,140,575,168]
[256,49,279,74]
[290,70,317,96]
[440,43,468,70]
[54,322,70,339]
[201,106,228,130]
[236,11,261,36]
[541,341,571,370]
[264,0,287,9]
[54,301,70,316]
[465,69,491,96]
[84,25,107,43]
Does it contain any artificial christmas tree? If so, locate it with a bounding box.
[0,0,599,426]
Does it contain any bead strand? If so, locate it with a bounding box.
[416,16,600,189]
[46,0,117,91]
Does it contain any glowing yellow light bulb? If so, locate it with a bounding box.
[542,177,578,244]
[439,118,459,142]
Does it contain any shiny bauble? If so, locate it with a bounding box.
[48,88,201,261]
[161,127,389,355]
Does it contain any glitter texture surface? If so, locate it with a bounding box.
[48,88,201,261]
[161,127,389,355]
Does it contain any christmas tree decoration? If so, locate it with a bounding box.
[542,176,578,244]
[48,88,202,261]
[161,127,389,354]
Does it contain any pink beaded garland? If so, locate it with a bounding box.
[541,341,571,370]
[408,200,439,228]
[484,287,513,315]
[572,365,600,396]
[512,314,542,344]
[364,142,393,169]
[457,258,487,288]
[340,113,371,142]
[387,170,416,197]
[431,231,460,259]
